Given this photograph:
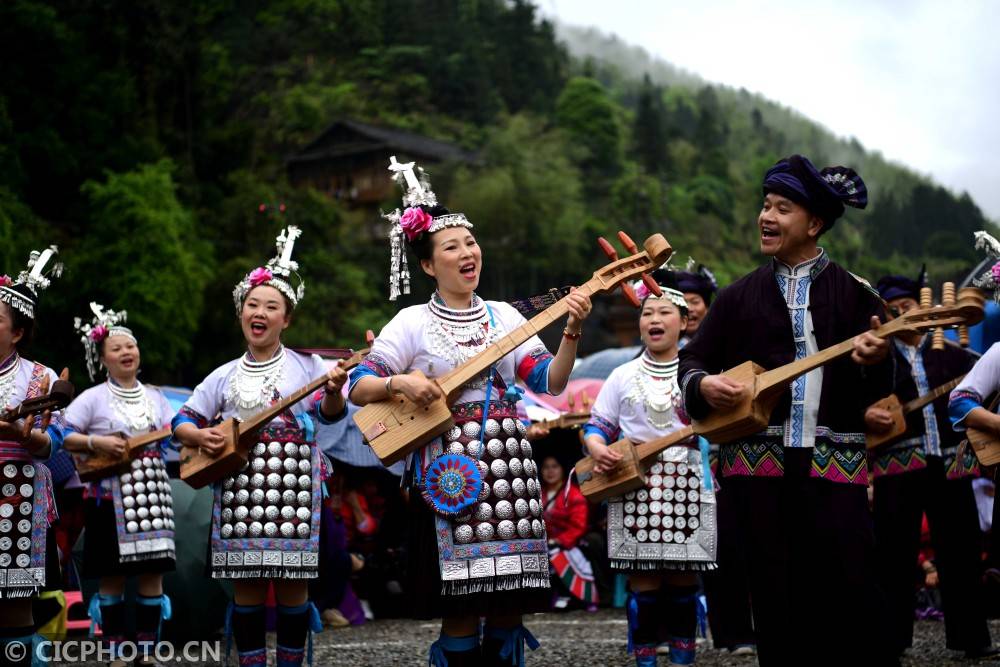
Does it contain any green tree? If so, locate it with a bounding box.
[77,160,211,381]
[631,74,668,175]
[555,77,624,182]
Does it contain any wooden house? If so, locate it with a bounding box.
[286,119,474,206]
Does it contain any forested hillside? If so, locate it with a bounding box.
[0,1,990,384]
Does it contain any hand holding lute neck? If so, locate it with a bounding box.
[852,316,890,365]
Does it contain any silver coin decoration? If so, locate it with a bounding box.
[502,418,517,436]
[490,459,508,479]
[234,506,249,522]
[623,515,636,528]
[282,490,297,505]
[516,420,527,436]
[512,478,526,497]
[252,443,267,457]
[505,438,519,457]
[296,507,311,522]
[526,479,537,497]
[675,489,686,502]
[265,506,280,521]
[251,489,265,505]
[477,461,489,477]
[280,522,295,538]
[447,441,465,456]
[299,444,311,459]
[478,484,491,501]
[493,479,511,499]
[137,507,149,520]
[532,519,544,538]
[474,503,493,521]
[636,515,648,529]
[495,500,514,519]
[520,439,532,459]
[0,505,11,519]
[462,421,481,439]
[16,553,29,568]
[446,426,462,442]
[649,514,661,528]
[267,473,282,488]
[297,491,311,506]
[675,516,687,529]
[514,498,529,517]
[152,518,165,531]
[264,522,278,537]
[267,457,282,472]
[3,464,15,477]
[296,523,310,538]
[249,506,264,521]
[475,523,495,541]
[266,489,281,504]
[496,520,516,540]
[150,505,162,518]
[140,519,153,532]
[517,518,532,538]
[636,529,649,542]
[267,442,283,456]
[133,482,147,495]
[466,440,484,458]
[280,506,296,521]
[298,475,312,490]
[529,499,541,517]
[283,458,299,473]
[486,439,504,458]
[251,473,266,488]
[248,522,262,537]
[484,419,501,437]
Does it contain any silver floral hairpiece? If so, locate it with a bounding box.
[74,302,135,381]
[383,156,472,301]
[0,246,63,320]
[232,225,305,314]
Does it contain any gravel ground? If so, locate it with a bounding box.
[310,609,1000,666]
[43,609,1000,665]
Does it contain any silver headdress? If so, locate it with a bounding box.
[383,156,472,301]
[74,302,136,381]
[0,246,64,320]
[973,230,1000,302]
[232,225,305,314]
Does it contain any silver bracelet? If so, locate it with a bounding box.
[385,376,394,396]
[87,434,94,452]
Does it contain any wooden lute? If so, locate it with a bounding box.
[180,335,372,488]
[0,368,75,424]
[75,428,173,482]
[864,374,966,450]
[354,231,674,466]
[692,287,986,443]
[575,426,695,502]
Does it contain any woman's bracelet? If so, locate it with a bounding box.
[87,434,95,452]
[385,376,394,397]
[562,328,582,341]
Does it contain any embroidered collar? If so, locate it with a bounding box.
[893,333,930,355]
[773,248,829,281]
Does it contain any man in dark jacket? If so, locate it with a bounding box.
[867,273,995,659]
[679,155,895,665]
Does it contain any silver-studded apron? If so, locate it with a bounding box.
[210,423,321,579]
[112,447,176,562]
[427,400,549,596]
[608,444,717,571]
[0,363,57,598]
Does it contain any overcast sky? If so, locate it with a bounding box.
[542,0,1000,221]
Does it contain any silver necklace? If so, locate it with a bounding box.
[228,346,285,421]
[0,354,21,411]
[634,353,681,430]
[426,293,498,386]
[107,380,156,432]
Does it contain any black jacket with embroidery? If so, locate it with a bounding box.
[679,258,892,440]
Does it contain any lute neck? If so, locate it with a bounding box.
[756,317,907,399]
[437,287,581,397]
[902,374,966,414]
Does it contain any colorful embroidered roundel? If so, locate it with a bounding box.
[422,454,483,516]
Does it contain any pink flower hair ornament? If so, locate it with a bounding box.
[88,325,109,342]
[399,207,433,241]
[248,266,273,287]
[0,275,11,288]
